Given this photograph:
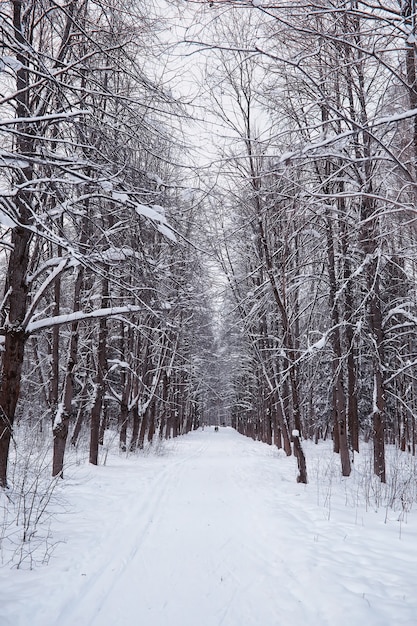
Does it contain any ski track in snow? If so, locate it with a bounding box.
[58,439,210,626]
[2,428,417,626]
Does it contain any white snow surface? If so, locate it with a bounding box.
[2,427,417,626]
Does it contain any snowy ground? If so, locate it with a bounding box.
[1,427,417,626]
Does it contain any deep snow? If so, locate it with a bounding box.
[1,427,417,625]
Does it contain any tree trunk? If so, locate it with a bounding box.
[71,405,85,448]
[145,402,156,444]
[138,410,148,449]
[325,210,351,476]
[274,393,292,456]
[293,433,308,484]
[119,401,129,452]
[403,0,417,171]
[130,405,140,451]
[340,214,359,454]
[370,282,386,483]
[51,263,84,477]
[362,227,386,482]
[89,279,109,465]
[0,0,33,487]
[119,323,133,452]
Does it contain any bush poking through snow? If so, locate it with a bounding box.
[308,440,417,521]
[0,433,64,569]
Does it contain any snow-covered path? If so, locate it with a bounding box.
[61,429,293,626]
[2,427,417,625]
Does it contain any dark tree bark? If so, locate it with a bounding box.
[0,0,33,488]
[89,278,109,466]
[293,433,308,484]
[52,266,84,476]
[325,209,351,477]
[274,393,292,456]
[119,323,134,452]
[129,405,140,451]
[138,411,148,450]
[340,214,359,454]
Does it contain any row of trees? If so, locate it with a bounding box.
[3,0,417,490]
[0,0,217,488]
[194,0,417,482]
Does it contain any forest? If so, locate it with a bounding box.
[1,0,417,557]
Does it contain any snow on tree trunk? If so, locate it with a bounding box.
[292,431,308,485]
